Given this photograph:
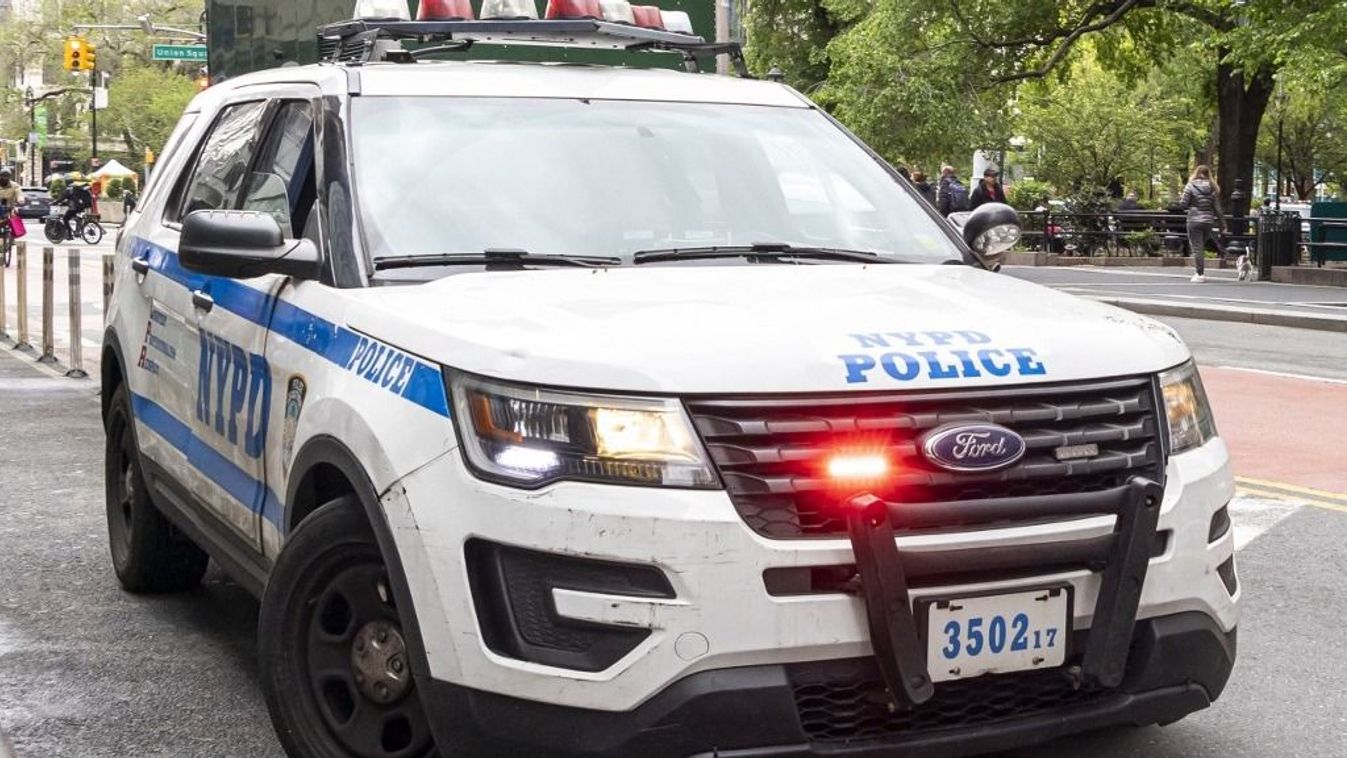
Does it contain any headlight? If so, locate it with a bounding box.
[447,371,718,488]
[1159,361,1217,454]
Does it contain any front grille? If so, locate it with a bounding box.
[791,658,1108,743]
[686,376,1165,538]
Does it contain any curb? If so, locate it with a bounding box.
[1089,297,1347,333]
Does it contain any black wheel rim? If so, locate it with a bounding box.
[82,222,102,245]
[304,559,433,758]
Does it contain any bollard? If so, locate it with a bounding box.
[15,242,31,352]
[102,252,115,314]
[38,246,56,363]
[66,249,87,378]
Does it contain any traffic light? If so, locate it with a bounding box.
[62,36,80,71]
[62,36,95,72]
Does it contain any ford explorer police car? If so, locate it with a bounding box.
[101,8,1238,758]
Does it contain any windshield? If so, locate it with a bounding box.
[351,97,962,265]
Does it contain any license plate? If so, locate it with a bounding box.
[924,587,1069,683]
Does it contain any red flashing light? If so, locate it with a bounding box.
[417,0,475,19]
[631,5,664,28]
[545,0,602,18]
[825,452,890,482]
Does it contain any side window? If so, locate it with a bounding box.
[177,101,267,220]
[139,113,198,212]
[240,101,316,238]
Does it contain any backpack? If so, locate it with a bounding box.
[945,179,970,212]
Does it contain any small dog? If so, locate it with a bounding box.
[1236,253,1253,281]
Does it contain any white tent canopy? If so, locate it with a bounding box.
[90,159,136,179]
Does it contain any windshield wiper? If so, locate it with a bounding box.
[374,248,621,271]
[631,242,894,265]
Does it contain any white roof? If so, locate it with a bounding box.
[208,60,810,109]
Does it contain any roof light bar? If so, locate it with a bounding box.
[659,10,693,34]
[481,0,540,19]
[354,0,411,20]
[545,0,602,19]
[417,0,475,20]
[599,0,636,24]
[318,17,750,76]
[631,5,663,28]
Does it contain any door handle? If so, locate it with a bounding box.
[131,256,150,275]
[191,290,214,313]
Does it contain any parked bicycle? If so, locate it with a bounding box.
[44,205,104,246]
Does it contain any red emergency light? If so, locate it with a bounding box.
[630,5,664,28]
[825,452,890,482]
[418,0,475,19]
[545,0,603,19]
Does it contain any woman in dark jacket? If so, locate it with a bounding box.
[1179,165,1225,282]
[911,170,936,206]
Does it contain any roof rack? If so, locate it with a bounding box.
[316,19,751,77]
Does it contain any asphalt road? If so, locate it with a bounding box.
[0,315,1344,757]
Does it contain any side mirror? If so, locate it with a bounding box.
[179,209,322,280]
[960,202,1021,267]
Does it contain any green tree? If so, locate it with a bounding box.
[100,65,197,162]
[745,0,1347,217]
[1017,55,1182,193]
[1258,89,1347,201]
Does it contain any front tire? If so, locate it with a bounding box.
[81,219,104,245]
[104,384,210,592]
[259,497,435,758]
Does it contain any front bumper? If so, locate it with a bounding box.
[417,611,1236,757]
[387,436,1238,712]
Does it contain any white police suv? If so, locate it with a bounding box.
[101,9,1238,758]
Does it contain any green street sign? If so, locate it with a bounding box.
[152,44,207,61]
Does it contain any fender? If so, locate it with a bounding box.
[285,435,431,679]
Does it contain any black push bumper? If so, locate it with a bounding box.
[419,611,1236,758]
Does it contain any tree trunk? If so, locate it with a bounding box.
[1214,54,1275,223]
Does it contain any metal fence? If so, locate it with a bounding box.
[1018,210,1266,258]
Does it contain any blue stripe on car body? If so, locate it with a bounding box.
[132,237,450,417]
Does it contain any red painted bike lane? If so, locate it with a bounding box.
[1199,366,1347,496]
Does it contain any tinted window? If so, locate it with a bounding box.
[179,101,266,219]
[240,101,316,237]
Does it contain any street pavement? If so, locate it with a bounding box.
[1006,265,1347,331]
[0,310,1344,756]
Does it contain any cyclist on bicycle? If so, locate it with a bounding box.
[0,170,24,217]
[58,179,92,232]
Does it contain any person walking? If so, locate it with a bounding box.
[936,165,969,217]
[911,170,936,206]
[1178,165,1226,283]
[969,167,1007,210]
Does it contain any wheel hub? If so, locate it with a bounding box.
[350,620,411,705]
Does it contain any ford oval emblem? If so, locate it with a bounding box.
[921,424,1027,472]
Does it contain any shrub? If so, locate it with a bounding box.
[1007,179,1054,211]
[104,177,124,201]
[48,177,66,198]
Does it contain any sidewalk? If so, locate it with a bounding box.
[1005,266,1347,332]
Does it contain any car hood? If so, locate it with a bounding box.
[345,264,1190,394]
